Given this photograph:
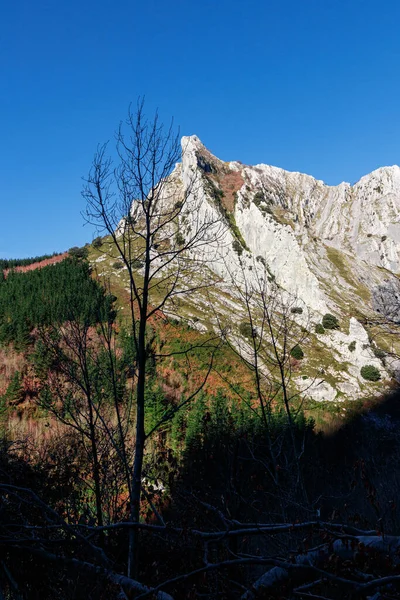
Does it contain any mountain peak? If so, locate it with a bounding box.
[181,135,207,153]
[355,164,400,187]
[180,135,226,176]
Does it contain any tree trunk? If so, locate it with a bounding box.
[128,356,146,578]
[128,242,150,578]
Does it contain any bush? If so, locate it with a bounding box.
[130,258,144,269]
[256,255,266,268]
[290,344,304,360]
[315,323,325,334]
[360,365,381,381]
[175,232,185,247]
[373,347,386,360]
[253,191,265,206]
[266,266,275,282]
[2,372,24,405]
[92,236,103,249]
[69,246,89,260]
[291,307,303,314]
[113,261,124,270]
[239,322,255,339]
[348,341,356,352]
[232,240,243,256]
[322,313,340,330]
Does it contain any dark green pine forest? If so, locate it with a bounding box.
[0,258,113,350]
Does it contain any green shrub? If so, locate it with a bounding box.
[266,266,275,282]
[256,255,266,268]
[113,261,124,270]
[69,246,89,260]
[360,365,381,381]
[92,236,103,249]
[373,347,386,360]
[131,258,144,269]
[239,322,255,338]
[348,341,356,352]
[175,231,185,247]
[232,240,243,256]
[291,307,303,314]
[2,372,24,405]
[315,323,325,334]
[206,178,224,204]
[322,313,340,330]
[253,191,265,206]
[290,345,304,360]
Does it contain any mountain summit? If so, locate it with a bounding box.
[146,137,400,402]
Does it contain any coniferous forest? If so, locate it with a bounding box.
[0,259,113,350]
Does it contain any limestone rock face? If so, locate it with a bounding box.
[138,136,400,401]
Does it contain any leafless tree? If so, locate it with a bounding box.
[35,316,131,528]
[214,260,313,507]
[82,99,225,576]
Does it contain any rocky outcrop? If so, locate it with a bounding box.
[140,136,400,401]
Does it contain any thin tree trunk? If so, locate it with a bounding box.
[88,402,104,528]
[128,239,150,578]
[128,357,146,578]
[82,337,104,529]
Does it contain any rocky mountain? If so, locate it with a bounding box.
[144,135,400,402]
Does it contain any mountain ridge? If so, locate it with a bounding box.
[138,135,400,402]
[183,134,400,188]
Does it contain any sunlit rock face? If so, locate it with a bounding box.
[137,136,400,401]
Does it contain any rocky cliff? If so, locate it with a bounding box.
[129,136,400,402]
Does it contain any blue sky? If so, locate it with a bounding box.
[1,0,400,257]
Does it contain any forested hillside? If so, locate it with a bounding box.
[1,241,400,599]
[0,258,113,350]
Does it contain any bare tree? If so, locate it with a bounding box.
[35,315,131,528]
[82,99,224,576]
[215,260,312,507]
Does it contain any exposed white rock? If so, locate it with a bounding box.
[235,203,327,312]
[313,318,387,385]
[301,379,337,403]
[124,135,400,401]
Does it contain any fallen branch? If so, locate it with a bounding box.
[15,546,174,600]
[242,535,400,599]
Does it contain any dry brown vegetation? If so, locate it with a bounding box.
[3,252,68,278]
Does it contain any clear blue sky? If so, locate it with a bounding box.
[1,0,400,257]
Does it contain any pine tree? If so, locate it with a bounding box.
[170,405,186,453]
[210,389,230,439]
[144,385,168,435]
[184,391,207,454]
[3,372,24,405]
